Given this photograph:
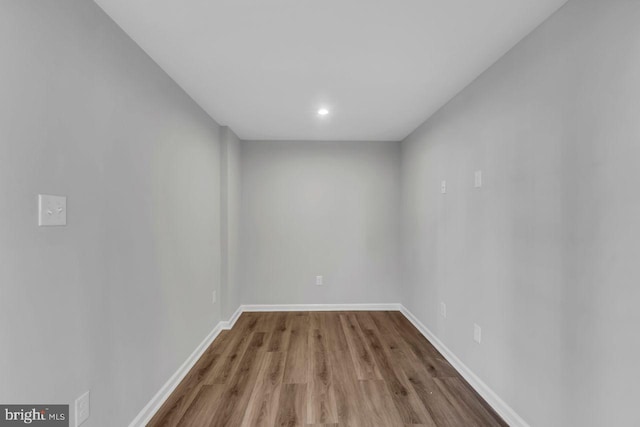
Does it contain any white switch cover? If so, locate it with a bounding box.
[38,195,66,226]
[315,275,323,286]
[75,391,90,426]
[474,324,482,343]
[212,290,217,304]
[474,170,483,188]
[441,180,447,194]
[440,302,447,318]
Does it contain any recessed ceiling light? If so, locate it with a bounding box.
[317,108,329,116]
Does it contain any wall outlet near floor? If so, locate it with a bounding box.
[440,302,447,318]
[75,391,90,426]
[474,170,483,188]
[473,324,482,343]
[212,290,217,304]
[315,275,323,286]
[441,180,447,194]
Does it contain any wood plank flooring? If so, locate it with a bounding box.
[148,311,507,427]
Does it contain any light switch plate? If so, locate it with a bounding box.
[315,275,323,286]
[38,195,67,226]
[441,180,447,194]
[75,391,90,426]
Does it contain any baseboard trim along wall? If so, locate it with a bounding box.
[223,305,243,330]
[240,303,403,312]
[128,306,243,427]
[130,303,527,426]
[399,306,529,427]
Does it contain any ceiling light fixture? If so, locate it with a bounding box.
[317,108,329,116]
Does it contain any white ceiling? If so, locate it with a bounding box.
[94,0,567,141]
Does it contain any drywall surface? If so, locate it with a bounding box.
[220,126,242,319]
[401,0,640,425]
[0,1,223,425]
[240,140,402,305]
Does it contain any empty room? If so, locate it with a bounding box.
[2,0,639,426]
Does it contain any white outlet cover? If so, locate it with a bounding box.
[75,391,90,426]
[38,194,67,226]
[440,302,447,318]
[441,180,447,194]
[474,170,483,188]
[212,290,217,304]
[474,324,482,343]
[315,275,323,286]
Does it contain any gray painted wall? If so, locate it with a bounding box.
[220,126,242,319]
[0,1,225,425]
[4,0,639,425]
[401,0,640,425]
[240,140,402,305]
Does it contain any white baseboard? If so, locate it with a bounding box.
[221,305,243,330]
[129,321,225,427]
[130,303,526,427]
[129,305,245,427]
[240,303,402,312]
[399,305,529,427]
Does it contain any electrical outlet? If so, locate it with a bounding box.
[315,275,323,286]
[474,170,482,188]
[440,302,447,318]
[441,180,447,194]
[474,324,482,344]
[212,290,217,304]
[38,194,67,226]
[75,391,90,426]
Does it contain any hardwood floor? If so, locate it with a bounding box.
[148,311,507,427]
